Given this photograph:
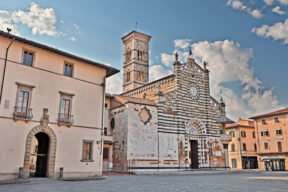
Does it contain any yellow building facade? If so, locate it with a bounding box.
[226,119,258,169]
[250,108,288,171]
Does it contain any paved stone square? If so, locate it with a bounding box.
[1,171,288,192]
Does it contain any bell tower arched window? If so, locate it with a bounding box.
[127,71,131,82]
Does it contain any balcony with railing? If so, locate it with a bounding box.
[58,113,74,126]
[13,106,33,120]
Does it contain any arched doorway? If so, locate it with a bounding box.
[23,126,57,179]
[29,132,50,177]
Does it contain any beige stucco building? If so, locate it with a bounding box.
[226,119,258,169]
[105,31,233,172]
[250,108,288,171]
[0,30,118,180]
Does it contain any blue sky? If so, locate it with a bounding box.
[0,0,287,119]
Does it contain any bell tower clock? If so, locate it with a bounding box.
[121,31,151,93]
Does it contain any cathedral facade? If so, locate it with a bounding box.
[105,31,232,171]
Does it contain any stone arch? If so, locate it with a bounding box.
[23,125,57,178]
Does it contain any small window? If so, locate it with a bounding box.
[103,148,109,160]
[276,129,282,136]
[254,143,257,152]
[127,71,131,82]
[262,119,267,125]
[241,131,246,138]
[264,142,269,150]
[105,103,108,108]
[110,118,115,130]
[137,50,143,61]
[231,143,235,152]
[252,131,256,138]
[242,143,247,151]
[64,63,73,77]
[82,141,93,161]
[126,48,131,62]
[137,71,144,81]
[274,117,280,123]
[261,130,269,137]
[229,131,235,138]
[104,127,108,136]
[277,141,282,152]
[23,50,34,66]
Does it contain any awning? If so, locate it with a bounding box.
[262,156,285,160]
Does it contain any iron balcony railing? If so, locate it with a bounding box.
[13,106,33,120]
[58,113,74,126]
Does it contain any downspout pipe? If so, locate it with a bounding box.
[0,38,15,104]
[99,69,112,173]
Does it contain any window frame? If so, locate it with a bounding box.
[242,143,247,151]
[276,129,282,136]
[241,131,246,138]
[127,71,131,82]
[252,131,256,138]
[231,143,235,152]
[63,62,74,77]
[22,49,35,67]
[261,130,269,137]
[15,84,33,113]
[277,141,282,152]
[229,131,235,138]
[274,117,280,123]
[264,142,269,150]
[261,119,267,125]
[104,127,108,136]
[58,92,74,125]
[81,140,93,161]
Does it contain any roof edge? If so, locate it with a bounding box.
[0,30,119,77]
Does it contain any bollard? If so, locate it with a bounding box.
[59,167,64,180]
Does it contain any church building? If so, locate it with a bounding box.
[105,31,233,172]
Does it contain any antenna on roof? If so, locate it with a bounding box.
[7,28,11,34]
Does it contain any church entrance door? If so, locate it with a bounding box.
[190,140,199,169]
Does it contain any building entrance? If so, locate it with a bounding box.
[190,140,199,169]
[30,132,50,177]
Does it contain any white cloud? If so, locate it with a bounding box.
[161,53,174,67]
[69,36,76,41]
[252,19,288,44]
[0,2,61,36]
[12,2,59,36]
[278,0,288,5]
[174,39,191,49]
[72,23,81,34]
[106,74,122,94]
[149,65,173,81]
[263,0,274,5]
[0,10,20,35]
[227,0,264,19]
[272,6,286,14]
[191,39,281,119]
